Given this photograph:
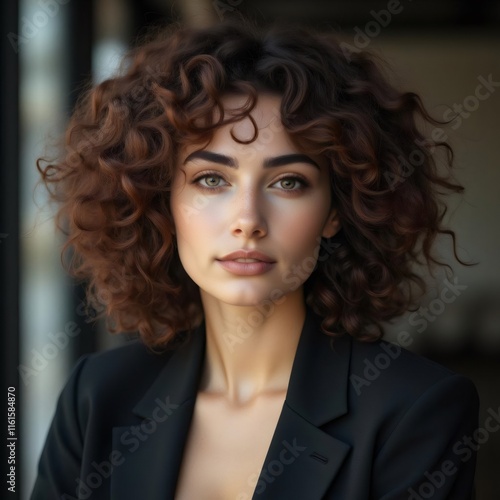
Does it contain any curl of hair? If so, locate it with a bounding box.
[38,20,467,348]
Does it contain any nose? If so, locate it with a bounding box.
[230,188,268,239]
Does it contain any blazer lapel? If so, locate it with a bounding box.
[110,324,206,500]
[110,307,352,500]
[253,308,352,499]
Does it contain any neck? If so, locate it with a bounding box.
[198,288,306,405]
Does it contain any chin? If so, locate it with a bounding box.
[203,285,278,308]
[222,294,271,308]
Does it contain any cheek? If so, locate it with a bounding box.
[274,201,329,259]
[172,183,206,232]
[171,192,223,259]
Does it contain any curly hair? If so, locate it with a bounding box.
[38,20,466,348]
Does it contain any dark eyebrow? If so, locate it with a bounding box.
[183,150,237,168]
[183,150,320,169]
[264,154,319,169]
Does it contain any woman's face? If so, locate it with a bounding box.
[170,93,340,307]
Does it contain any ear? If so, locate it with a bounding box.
[321,208,341,239]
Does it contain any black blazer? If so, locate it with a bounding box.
[31,308,479,499]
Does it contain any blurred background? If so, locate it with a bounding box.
[1,0,499,498]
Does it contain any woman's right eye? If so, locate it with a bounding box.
[193,173,228,190]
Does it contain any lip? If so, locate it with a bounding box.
[218,250,275,263]
[216,250,276,276]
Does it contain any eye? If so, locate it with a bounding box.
[278,178,299,190]
[193,172,228,189]
[202,175,222,187]
[272,176,308,191]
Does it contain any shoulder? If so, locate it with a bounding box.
[349,337,457,385]
[64,340,178,420]
[345,336,479,431]
[348,336,476,397]
[303,309,478,425]
[337,339,481,498]
[77,339,170,384]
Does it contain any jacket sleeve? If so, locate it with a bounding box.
[30,355,90,500]
[372,373,480,500]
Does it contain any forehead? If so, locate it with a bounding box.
[220,92,283,133]
[179,93,296,158]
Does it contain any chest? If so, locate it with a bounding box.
[174,392,286,500]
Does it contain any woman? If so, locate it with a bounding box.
[31,20,479,499]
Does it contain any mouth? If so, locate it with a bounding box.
[232,258,267,263]
[217,250,275,263]
[216,250,276,275]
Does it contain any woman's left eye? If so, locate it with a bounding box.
[272,177,307,191]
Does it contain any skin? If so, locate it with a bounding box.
[170,93,340,499]
[171,92,340,403]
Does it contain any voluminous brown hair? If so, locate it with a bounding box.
[38,20,465,347]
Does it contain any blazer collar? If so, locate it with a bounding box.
[111,307,352,499]
[254,308,352,498]
[286,307,350,426]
